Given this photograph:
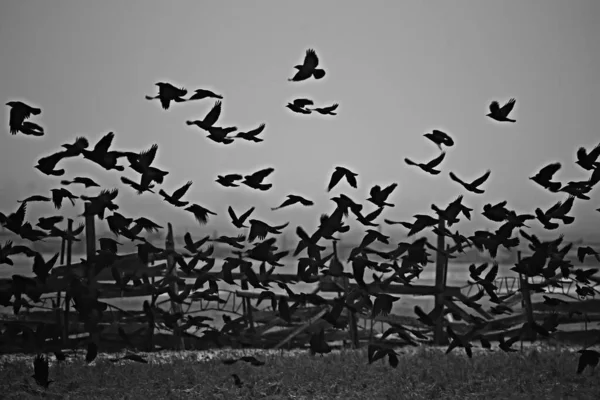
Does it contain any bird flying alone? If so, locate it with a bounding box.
[288,49,326,82]
[6,101,43,136]
[145,82,187,110]
[487,98,516,122]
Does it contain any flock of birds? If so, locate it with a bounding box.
[3,48,600,390]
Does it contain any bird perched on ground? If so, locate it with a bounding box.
[186,88,223,101]
[6,101,42,135]
[31,354,53,388]
[288,49,326,82]
[311,103,338,115]
[145,82,187,110]
[424,130,454,150]
[487,98,516,122]
[577,349,600,374]
[327,166,358,191]
[449,170,491,194]
[236,123,265,143]
[405,152,446,175]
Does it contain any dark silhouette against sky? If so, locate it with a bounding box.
[1,0,600,241]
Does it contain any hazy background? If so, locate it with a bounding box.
[1,0,600,246]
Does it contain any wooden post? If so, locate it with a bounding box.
[517,251,536,342]
[83,204,100,347]
[56,233,66,344]
[61,219,74,345]
[343,276,359,348]
[165,223,185,350]
[433,218,448,345]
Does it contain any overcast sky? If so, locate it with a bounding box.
[1,0,599,242]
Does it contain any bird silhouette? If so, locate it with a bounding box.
[529,162,562,192]
[424,129,454,150]
[187,88,223,101]
[216,174,243,187]
[487,98,516,122]
[242,167,275,191]
[577,349,600,374]
[404,152,446,175]
[60,177,100,188]
[575,143,600,170]
[288,49,326,82]
[186,100,222,131]
[145,82,187,110]
[228,206,255,229]
[6,101,42,135]
[185,204,217,225]
[235,123,265,143]
[311,103,338,115]
[327,166,358,191]
[271,195,314,210]
[449,170,491,194]
[367,183,398,208]
[159,180,193,207]
[286,102,312,114]
[31,354,53,388]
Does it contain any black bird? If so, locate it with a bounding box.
[291,98,314,108]
[185,100,222,131]
[288,48,326,82]
[17,121,44,136]
[61,136,89,157]
[51,188,78,209]
[286,102,312,114]
[424,129,454,150]
[185,204,217,225]
[187,88,223,101]
[449,170,491,194]
[60,177,100,188]
[577,349,600,374]
[35,151,69,176]
[159,180,193,207]
[367,183,398,208]
[236,123,265,143]
[405,152,446,175]
[31,354,53,388]
[272,195,314,210]
[145,82,187,110]
[228,206,255,229]
[311,103,338,115]
[248,219,289,242]
[17,195,51,204]
[327,166,358,192]
[487,98,516,122]
[120,176,155,195]
[242,167,275,191]
[216,174,243,187]
[82,132,128,171]
[575,143,600,170]
[6,101,42,135]
[530,162,562,192]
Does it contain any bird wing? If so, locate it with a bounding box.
[449,172,467,187]
[202,100,222,127]
[250,167,274,182]
[172,181,193,200]
[239,207,255,222]
[94,132,115,154]
[327,169,344,191]
[246,123,266,137]
[499,98,516,116]
[538,162,561,179]
[471,170,491,187]
[303,48,319,70]
[427,152,446,168]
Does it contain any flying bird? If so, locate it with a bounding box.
[449,170,491,194]
[404,152,446,175]
[288,49,326,82]
[159,180,193,207]
[272,195,314,210]
[487,98,516,122]
[311,103,338,115]
[187,88,223,101]
[367,183,398,208]
[216,174,243,187]
[286,102,312,114]
[60,177,100,188]
[242,167,275,191]
[228,206,255,229]
[529,162,562,192]
[327,166,358,192]
[236,123,265,143]
[424,130,454,150]
[145,82,187,110]
[575,143,600,171]
[6,101,42,135]
[185,204,217,226]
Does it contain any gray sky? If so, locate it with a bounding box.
[1,0,599,241]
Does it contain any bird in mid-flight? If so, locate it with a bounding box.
[288,49,326,82]
[487,98,516,122]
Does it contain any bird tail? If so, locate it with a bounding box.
[185,120,194,126]
[313,69,326,79]
[548,182,561,192]
[561,216,575,225]
[144,95,154,100]
[60,180,71,186]
[507,118,516,123]
[32,107,42,115]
